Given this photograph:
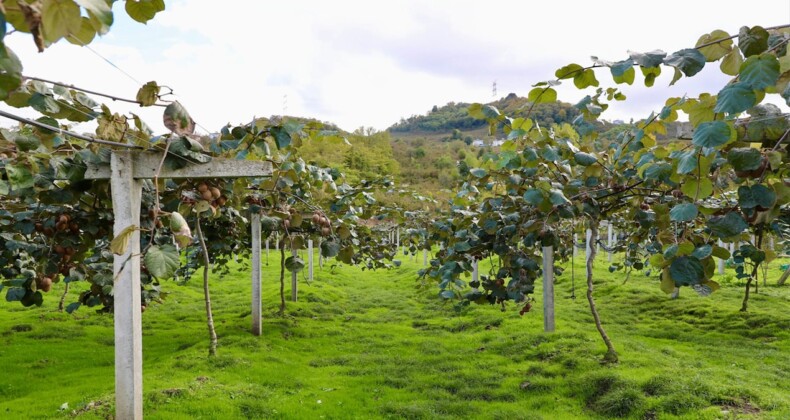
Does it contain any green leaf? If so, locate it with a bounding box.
[629,50,666,68]
[707,212,748,238]
[664,48,706,77]
[676,150,698,174]
[144,244,179,279]
[696,29,733,61]
[692,121,733,148]
[681,178,713,200]
[320,240,340,258]
[573,68,599,89]
[720,49,743,76]
[125,0,165,24]
[738,184,776,209]
[469,168,487,178]
[669,203,698,222]
[74,0,113,27]
[0,47,23,99]
[640,66,661,87]
[110,225,138,255]
[65,17,97,45]
[738,26,769,57]
[523,189,543,205]
[527,87,557,104]
[549,189,570,206]
[555,63,583,79]
[727,147,762,172]
[739,53,780,91]
[691,245,712,259]
[163,101,195,135]
[711,246,730,260]
[714,82,756,114]
[612,65,635,85]
[660,269,676,294]
[42,0,82,42]
[5,164,34,190]
[136,81,160,106]
[285,256,305,273]
[574,152,597,166]
[669,256,705,286]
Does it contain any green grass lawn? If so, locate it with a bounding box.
[1,249,789,419]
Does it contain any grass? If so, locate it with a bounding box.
[1,248,789,419]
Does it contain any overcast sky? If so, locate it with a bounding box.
[3,1,790,134]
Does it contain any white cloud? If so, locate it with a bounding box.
[1,0,789,133]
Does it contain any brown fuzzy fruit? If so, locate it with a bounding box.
[312,214,321,225]
[197,183,209,193]
[58,215,69,224]
[283,219,291,229]
[210,187,221,200]
[43,227,54,237]
[64,247,75,256]
[321,226,331,236]
[216,196,227,207]
[201,190,214,201]
[37,277,52,293]
[54,245,65,255]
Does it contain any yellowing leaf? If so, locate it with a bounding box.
[110,225,138,255]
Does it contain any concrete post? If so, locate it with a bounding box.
[718,239,725,275]
[607,222,613,262]
[424,249,428,266]
[308,239,314,281]
[542,246,555,332]
[110,151,143,420]
[251,213,262,336]
[585,229,592,278]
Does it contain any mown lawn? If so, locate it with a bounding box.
[1,248,789,419]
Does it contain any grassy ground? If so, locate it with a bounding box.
[1,248,789,419]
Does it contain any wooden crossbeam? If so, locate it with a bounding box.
[85,152,273,180]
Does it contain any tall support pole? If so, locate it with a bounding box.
[251,213,262,336]
[110,151,143,420]
[291,243,298,302]
[396,228,400,248]
[542,246,555,332]
[585,229,593,279]
[472,260,479,286]
[718,239,726,275]
[423,248,428,266]
[573,233,578,259]
[607,222,613,262]
[265,236,269,260]
[308,239,314,281]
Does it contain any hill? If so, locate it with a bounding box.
[387,93,584,135]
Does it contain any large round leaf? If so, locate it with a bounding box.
[714,82,756,114]
[669,256,705,286]
[692,121,732,148]
[669,203,698,222]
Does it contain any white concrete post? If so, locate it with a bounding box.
[573,233,578,259]
[607,223,613,262]
[291,243,298,301]
[423,249,428,266]
[542,246,555,332]
[110,151,143,420]
[251,213,262,336]
[718,239,725,275]
[585,229,592,278]
[396,228,400,248]
[308,239,314,281]
[318,239,323,268]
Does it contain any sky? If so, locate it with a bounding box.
[3,0,790,134]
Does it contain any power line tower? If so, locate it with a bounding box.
[492,80,497,98]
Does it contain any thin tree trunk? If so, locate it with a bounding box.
[741,228,764,312]
[196,219,218,356]
[278,243,286,315]
[586,220,618,363]
[58,282,69,312]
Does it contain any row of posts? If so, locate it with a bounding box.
[251,219,772,337]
